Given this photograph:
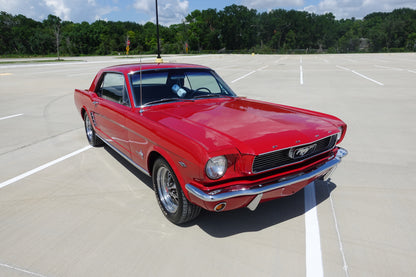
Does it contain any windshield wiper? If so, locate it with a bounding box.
[143,98,193,106]
[193,94,232,99]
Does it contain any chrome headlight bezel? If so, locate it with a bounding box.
[205,155,227,180]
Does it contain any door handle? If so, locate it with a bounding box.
[92,101,99,105]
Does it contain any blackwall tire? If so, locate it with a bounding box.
[152,158,201,224]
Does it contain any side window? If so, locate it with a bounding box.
[97,73,130,106]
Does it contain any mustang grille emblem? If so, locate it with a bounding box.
[289,144,317,159]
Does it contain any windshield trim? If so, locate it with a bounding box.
[141,97,194,107]
[129,68,237,109]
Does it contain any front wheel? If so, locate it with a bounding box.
[152,158,201,224]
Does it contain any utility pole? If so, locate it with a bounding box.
[155,0,163,63]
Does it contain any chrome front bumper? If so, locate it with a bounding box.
[185,147,348,211]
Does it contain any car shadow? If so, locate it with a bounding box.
[103,145,153,189]
[187,179,336,238]
[103,145,336,238]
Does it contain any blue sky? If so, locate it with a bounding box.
[1,0,415,25]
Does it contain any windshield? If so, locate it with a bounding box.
[130,68,236,107]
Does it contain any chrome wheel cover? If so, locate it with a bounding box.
[156,166,179,213]
[85,115,93,142]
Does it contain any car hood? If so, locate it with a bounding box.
[144,98,341,155]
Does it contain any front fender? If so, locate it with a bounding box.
[147,145,202,200]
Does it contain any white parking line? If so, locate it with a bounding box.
[67,72,95,77]
[258,65,269,71]
[231,70,256,83]
[375,65,403,71]
[231,66,269,83]
[0,113,23,121]
[352,70,384,86]
[328,188,350,277]
[0,262,50,277]
[300,57,304,85]
[0,146,92,189]
[274,57,287,64]
[336,65,384,86]
[305,182,324,277]
[300,65,304,85]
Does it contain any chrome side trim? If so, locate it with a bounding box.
[96,134,150,177]
[185,147,348,203]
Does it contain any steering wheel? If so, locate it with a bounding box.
[195,87,212,93]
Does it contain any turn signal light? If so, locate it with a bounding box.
[214,202,227,212]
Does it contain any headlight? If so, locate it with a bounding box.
[336,126,343,142]
[205,156,227,180]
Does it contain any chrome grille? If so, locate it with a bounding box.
[252,135,337,173]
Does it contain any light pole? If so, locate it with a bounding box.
[155,0,163,63]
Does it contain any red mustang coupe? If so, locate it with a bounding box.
[74,63,347,224]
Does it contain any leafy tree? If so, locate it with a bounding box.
[1,7,415,56]
[284,30,296,49]
[0,12,14,54]
[407,33,416,51]
[313,13,337,50]
[185,9,221,51]
[43,15,62,59]
[218,5,257,50]
[259,9,291,50]
[337,19,362,52]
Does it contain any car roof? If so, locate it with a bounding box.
[102,63,211,74]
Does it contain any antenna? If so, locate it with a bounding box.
[139,57,143,112]
[155,0,163,63]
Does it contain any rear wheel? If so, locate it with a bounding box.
[84,112,103,147]
[152,158,201,224]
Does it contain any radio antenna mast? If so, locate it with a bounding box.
[139,58,143,110]
[155,0,163,63]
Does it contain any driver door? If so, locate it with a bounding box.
[93,72,131,156]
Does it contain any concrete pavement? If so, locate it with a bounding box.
[1,53,415,276]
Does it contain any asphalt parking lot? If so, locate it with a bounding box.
[0,53,415,277]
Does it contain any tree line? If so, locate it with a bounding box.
[1,5,416,57]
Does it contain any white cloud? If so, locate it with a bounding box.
[44,0,71,20]
[242,0,304,10]
[242,0,416,18]
[133,0,154,13]
[1,0,415,23]
[305,0,416,19]
[0,0,118,22]
[133,0,189,25]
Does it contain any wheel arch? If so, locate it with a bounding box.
[147,148,187,192]
[80,107,87,120]
[147,151,163,177]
